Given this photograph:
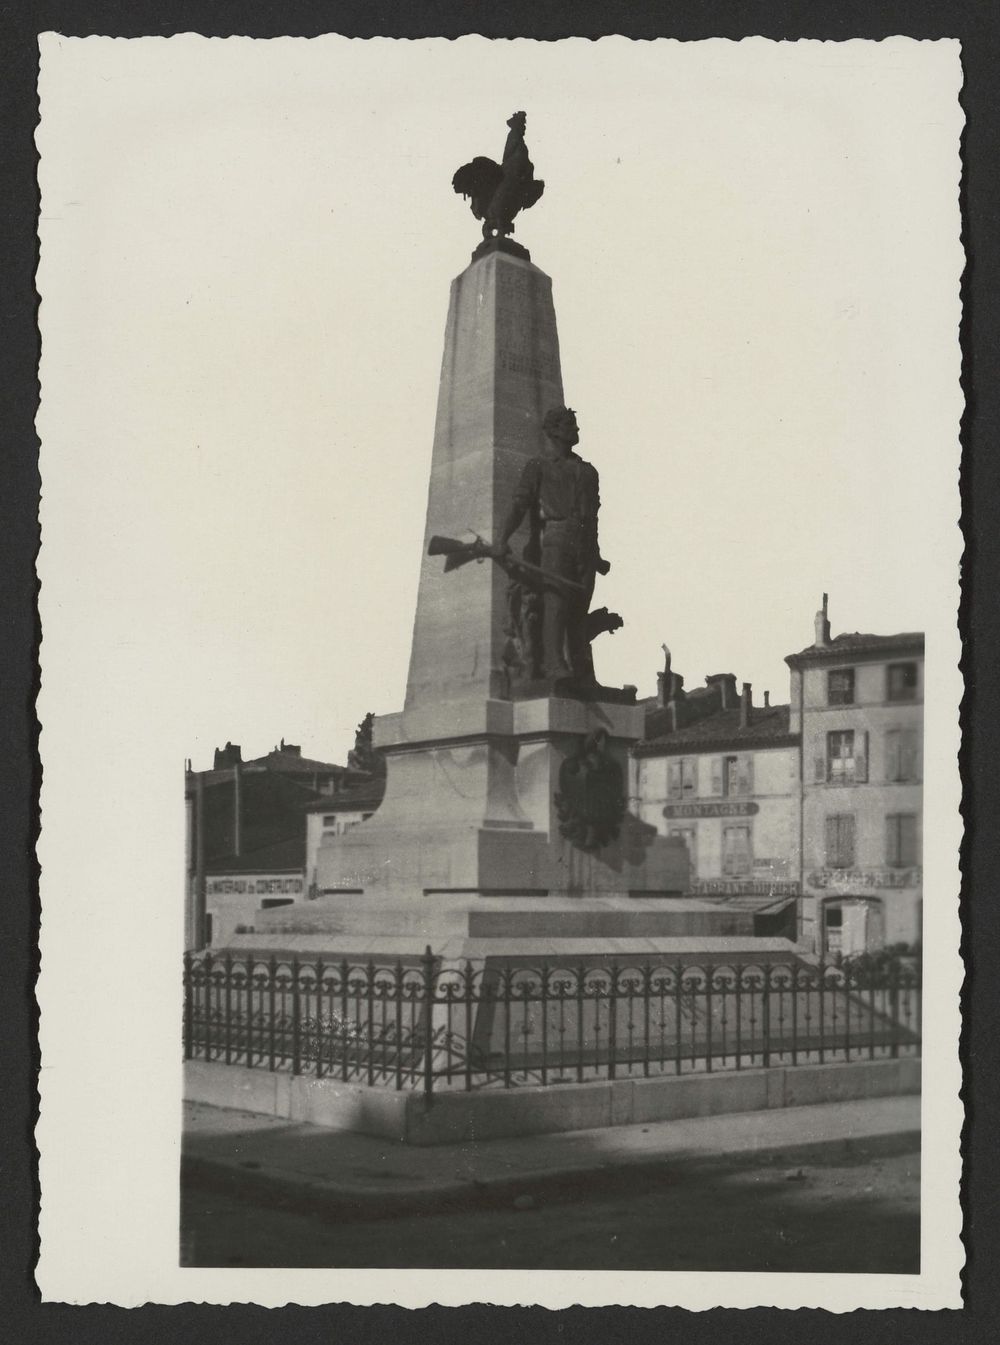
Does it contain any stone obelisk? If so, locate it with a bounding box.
[405,250,564,711]
[315,242,591,895]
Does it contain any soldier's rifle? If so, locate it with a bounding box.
[428,534,586,598]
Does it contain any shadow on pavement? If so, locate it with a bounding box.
[180,1111,920,1273]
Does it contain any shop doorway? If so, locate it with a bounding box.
[823,897,884,958]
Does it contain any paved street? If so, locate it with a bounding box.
[181,1139,919,1272]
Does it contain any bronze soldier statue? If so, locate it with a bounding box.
[494,407,610,682]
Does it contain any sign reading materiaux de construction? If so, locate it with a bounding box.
[663,801,760,819]
[206,874,304,897]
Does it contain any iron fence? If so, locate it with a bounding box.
[183,949,921,1098]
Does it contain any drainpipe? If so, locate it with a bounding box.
[194,769,207,950]
[233,757,243,858]
[797,669,805,949]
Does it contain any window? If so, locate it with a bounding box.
[827,730,854,782]
[667,758,697,800]
[817,730,868,784]
[827,668,855,705]
[885,728,921,782]
[886,814,919,867]
[721,753,753,790]
[887,662,918,702]
[825,813,856,868]
[722,825,752,876]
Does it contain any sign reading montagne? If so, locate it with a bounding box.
[663,801,760,819]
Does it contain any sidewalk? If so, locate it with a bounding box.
[182,1092,921,1220]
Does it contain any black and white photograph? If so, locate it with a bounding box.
[35,35,963,1309]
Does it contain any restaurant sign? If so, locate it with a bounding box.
[807,868,921,891]
[690,879,799,897]
[663,801,760,819]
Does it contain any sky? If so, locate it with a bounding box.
[38,36,963,768]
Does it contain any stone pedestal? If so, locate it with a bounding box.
[315,694,688,901]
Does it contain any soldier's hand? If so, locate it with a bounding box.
[596,555,611,576]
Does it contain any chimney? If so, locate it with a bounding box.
[656,643,671,708]
[814,592,831,648]
[740,682,753,728]
[213,741,242,770]
[706,673,738,710]
[763,690,770,709]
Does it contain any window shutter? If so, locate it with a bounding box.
[738,754,754,796]
[825,815,839,865]
[814,755,827,784]
[710,758,723,795]
[854,731,868,783]
[885,730,900,782]
[843,814,856,866]
[901,814,918,866]
[904,729,920,783]
[885,814,897,865]
[667,760,681,800]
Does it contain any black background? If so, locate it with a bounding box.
[3,1,997,1341]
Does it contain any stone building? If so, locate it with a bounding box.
[632,600,924,958]
[632,658,800,940]
[185,738,378,947]
[787,597,923,957]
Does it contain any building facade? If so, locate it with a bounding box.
[633,667,801,937]
[185,737,380,947]
[787,599,923,957]
[633,601,924,958]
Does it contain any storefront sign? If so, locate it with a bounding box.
[206,873,304,897]
[690,879,799,897]
[806,868,921,891]
[663,801,760,819]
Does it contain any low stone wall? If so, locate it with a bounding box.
[184,1055,920,1147]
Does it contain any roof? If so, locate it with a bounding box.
[785,631,924,667]
[246,750,350,776]
[634,704,797,757]
[304,778,386,813]
[193,770,321,865]
[206,834,305,874]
